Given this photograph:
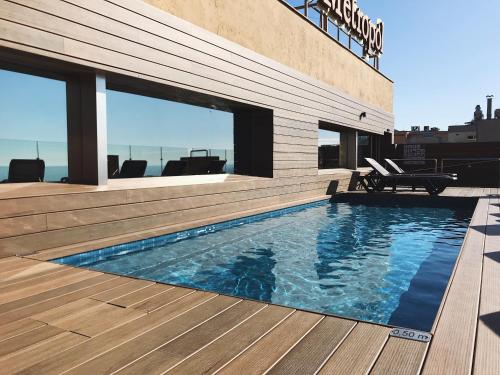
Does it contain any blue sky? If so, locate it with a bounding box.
[360,0,500,129]
[1,0,499,153]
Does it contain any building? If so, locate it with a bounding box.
[394,127,449,144]
[0,0,393,255]
[395,96,500,144]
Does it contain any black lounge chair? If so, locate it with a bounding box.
[385,159,457,178]
[118,160,147,178]
[2,159,45,183]
[208,160,226,174]
[162,160,187,176]
[360,158,456,195]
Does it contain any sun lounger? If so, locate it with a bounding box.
[385,159,457,178]
[360,158,456,195]
[118,160,147,178]
[2,159,45,183]
[208,160,226,174]
[162,160,187,176]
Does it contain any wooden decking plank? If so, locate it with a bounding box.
[0,273,119,315]
[117,300,266,375]
[0,267,85,295]
[90,278,155,302]
[0,269,97,305]
[0,331,88,374]
[167,305,293,375]
[422,196,489,374]
[268,316,356,375]
[45,299,146,338]
[369,337,427,375]
[0,261,64,286]
[31,298,105,324]
[217,311,323,375]
[109,283,174,307]
[0,257,36,274]
[130,286,193,312]
[16,291,216,375]
[0,318,46,342]
[318,323,390,375]
[473,194,500,375]
[65,296,241,375]
[0,324,64,359]
[0,275,125,325]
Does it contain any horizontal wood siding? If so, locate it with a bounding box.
[0,0,392,256]
[0,171,355,257]
[0,0,393,135]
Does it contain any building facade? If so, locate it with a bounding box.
[0,0,394,256]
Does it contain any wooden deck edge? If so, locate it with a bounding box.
[421,193,490,374]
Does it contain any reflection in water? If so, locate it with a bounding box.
[190,248,277,301]
[314,203,393,322]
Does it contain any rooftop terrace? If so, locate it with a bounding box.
[0,187,497,374]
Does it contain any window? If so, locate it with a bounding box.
[0,69,67,182]
[106,89,234,177]
[318,128,340,169]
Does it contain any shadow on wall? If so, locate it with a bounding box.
[348,171,361,191]
[326,180,339,195]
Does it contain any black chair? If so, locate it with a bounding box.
[118,160,147,178]
[162,160,187,176]
[360,158,456,196]
[2,159,45,183]
[208,160,227,174]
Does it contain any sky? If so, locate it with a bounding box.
[360,0,500,130]
[1,0,499,155]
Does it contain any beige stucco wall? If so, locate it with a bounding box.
[144,0,394,113]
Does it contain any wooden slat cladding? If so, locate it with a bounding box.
[0,170,356,257]
[0,0,393,134]
[0,0,384,258]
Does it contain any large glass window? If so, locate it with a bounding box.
[318,128,340,169]
[106,90,234,178]
[0,69,67,182]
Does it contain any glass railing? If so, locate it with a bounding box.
[0,138,234,182]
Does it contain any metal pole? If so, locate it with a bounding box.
[129,145,132,160]
[160,146,163,173]
[304,0,308,17]
[36,141,40,159]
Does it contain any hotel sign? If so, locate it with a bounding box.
[316,0,384,57]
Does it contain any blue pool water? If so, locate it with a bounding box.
[54,197,474,331]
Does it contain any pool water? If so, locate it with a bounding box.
[54,197,474,331]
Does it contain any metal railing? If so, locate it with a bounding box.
[440,158,500,173]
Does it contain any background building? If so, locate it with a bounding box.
[395,96,500,144]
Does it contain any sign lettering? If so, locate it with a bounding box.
[316,0,384,57]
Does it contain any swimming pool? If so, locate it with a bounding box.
[54,196,475,331]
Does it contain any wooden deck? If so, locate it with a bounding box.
[0,187,497,374]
